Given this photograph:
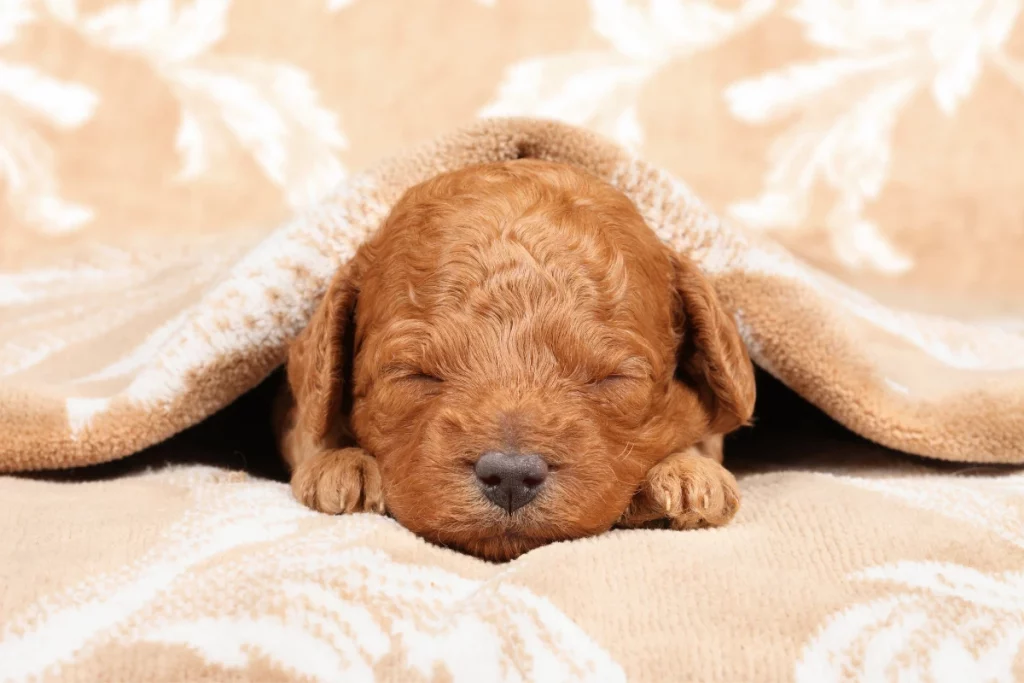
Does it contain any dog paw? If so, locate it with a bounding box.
[619,450,739,530]
[290,447,385,515]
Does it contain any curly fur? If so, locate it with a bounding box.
[276,160,756,561]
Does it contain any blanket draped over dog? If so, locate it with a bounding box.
[3,1,1024,680]
[3,118,1023,471]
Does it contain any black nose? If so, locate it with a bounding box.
[474,451,548,513]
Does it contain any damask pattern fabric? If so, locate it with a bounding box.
[3,447,1023,681]
[2,2,1024,681]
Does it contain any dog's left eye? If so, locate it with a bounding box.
[403,371,444,384]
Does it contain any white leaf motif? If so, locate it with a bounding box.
[725,0,1023,274]
[796,472,1024,683]
[0,0,33,45]
[480,0,774,150]
[83,0,230,63]
[0,7,98,234]
[0,470,625,682]
[83,0,348,209]
[480,53,655,150]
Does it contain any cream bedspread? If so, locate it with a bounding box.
[2,2,1023,681]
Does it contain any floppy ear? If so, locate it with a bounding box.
[286,257,361,449]
[670,252,756,434]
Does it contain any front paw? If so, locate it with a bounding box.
[619,451,740,530]
[291,447,385,515]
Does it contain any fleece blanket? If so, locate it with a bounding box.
[4,116,1024,470]
[2,1,1024,681]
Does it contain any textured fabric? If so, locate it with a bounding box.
[3,437,1023,682]
[3,2,1024,681]
[2,116,1023,469]
[3,0,1024,470]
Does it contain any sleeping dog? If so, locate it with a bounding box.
[275,160,755,561]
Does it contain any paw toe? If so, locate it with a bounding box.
[292,449,385,515]
[625,454,741,531]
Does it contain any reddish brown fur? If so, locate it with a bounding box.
[276,160,756,561]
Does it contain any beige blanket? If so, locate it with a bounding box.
[3,1,1024,681]
[3,434,1022,682]
[4,115,1023,468]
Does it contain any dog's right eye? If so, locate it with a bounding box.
[383,363,443,384]
[388,366,444,385]
[589,374,636,390]
[383,361,446,386]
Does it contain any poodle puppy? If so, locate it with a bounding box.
[275,159,755,561]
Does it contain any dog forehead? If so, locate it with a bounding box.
[354,162,678,350]
[372,230,668,328]
[372,177,668,295]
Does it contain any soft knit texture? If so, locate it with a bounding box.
[2,429,1023,682]
[2,118,1023,682]
[2,118,1023,471]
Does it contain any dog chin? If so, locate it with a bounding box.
[402,496,623,561]
[429,515,599,561]
[453,531,556,562]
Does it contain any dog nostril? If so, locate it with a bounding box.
[474,451,549,513]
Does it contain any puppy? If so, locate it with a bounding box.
[275,159,755,561]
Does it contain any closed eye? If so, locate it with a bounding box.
[384,363,445,384]
[406,371,444,384]
[588,355,654,388]
[590,374,637,387]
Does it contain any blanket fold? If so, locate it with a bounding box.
[3,117,1023,471]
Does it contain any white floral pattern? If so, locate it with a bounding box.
[477,0,1024,274]
[0,0,97,234]
[0,241,235,380]
[480,0,774,151]
[0,468,625,683]
[796,473,1024,682]
[79,0,347,210]
[0,0,349,232]
[726,0,1024,274]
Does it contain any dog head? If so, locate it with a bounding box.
[287,160,754,560]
